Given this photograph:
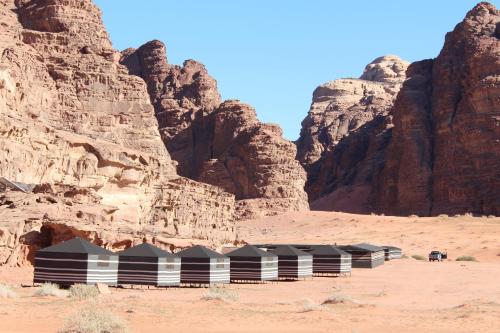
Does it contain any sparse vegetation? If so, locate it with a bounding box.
[401,254,409,259]
[456,256,478,262]
[34,283,68,298]
[59,305,129,333]
[0,284,17,298]
[411,255,426,261]
[69,284,99,300]
[322,293,359,305]
[200,287,238,302]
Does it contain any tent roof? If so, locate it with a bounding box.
[37,237,114,255]
[176,245,226,259]
[340,243,385,252]
[226,244,276,258]
[117,243,176,258]
[308,245,350,256]
[270,245,312,257]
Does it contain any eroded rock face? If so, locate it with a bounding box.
[296,55,409,202]
[121,43,309,218]
[0,0,235,265]
[377,2,500,216]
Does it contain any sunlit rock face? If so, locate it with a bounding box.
[0,0,235,265]
[121,42,309,219]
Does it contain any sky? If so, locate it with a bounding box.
[95,0,497,140]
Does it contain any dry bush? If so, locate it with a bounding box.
[0,284,17,298]
[34,283,68,298]
[322,293,359,305]
[411,254,426,261]
[59,305,129,333]
[456,255,478,262]
[69,284,99,300]
[200,287,238,302]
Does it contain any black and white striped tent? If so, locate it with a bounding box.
[308,245,352,276]
[177,245,230,285]
[226,245,278,282]
[381,245,403,260]
[34,237,118,286]
[117,243,180,287]
[270,245,313,280]
[339,243,385,268]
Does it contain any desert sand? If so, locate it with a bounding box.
[1,211,500,333]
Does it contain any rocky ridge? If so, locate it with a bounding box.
[0,0,234,265]
[121,41,309,219]
[296,55,409,203]
[376,2,500,216]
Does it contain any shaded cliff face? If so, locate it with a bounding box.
[377,2,500,216]
[121,42,309,219]
[296,55,409,203]
[0,0,235,265]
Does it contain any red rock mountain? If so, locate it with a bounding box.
[300,2,500,216]
[296,55,409,209]
[377,2,500,216]
[0,0,234,265]
[121,41,308,219]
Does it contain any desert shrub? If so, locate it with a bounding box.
[69,284,99,300]
[456,256,477,262]
[411,255,426,261]
[401,254,409,259]
[34,283,68,298]
[322,293,359,305]
[200,287,238,302]
[0,284,17,298]
[59,306,129,333]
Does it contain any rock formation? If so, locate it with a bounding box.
[376,2,500,216]
[121,41,309,219]
[299,2,500,217]
[296,55,409,203]
[0,0,234,266]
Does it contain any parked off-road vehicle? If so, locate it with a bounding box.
[429,251,447,261]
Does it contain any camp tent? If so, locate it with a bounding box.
[177,245,230,285]
[308,245,352,276]
[270,245,313,280]
[117,243,180,287]
[381,245,403,261]
[34,237,118,286]
[339,243,385,268]
[226,245,278,282]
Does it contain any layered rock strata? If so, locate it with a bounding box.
[0,0,235,265]
[121,42,309,218]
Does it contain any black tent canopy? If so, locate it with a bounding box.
[177,245,230,285]
[34,237,118,286]
[270,245,313,279]
[381,245,403,260]
[339,243,385,268]
[308,245,352,276]
[117,243,180,287]
[226,245,278,282]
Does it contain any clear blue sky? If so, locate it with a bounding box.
[95,0,497,140]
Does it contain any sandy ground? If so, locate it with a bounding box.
[1,211,500,333]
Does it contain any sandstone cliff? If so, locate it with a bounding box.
[296,55,409,204]
[376,2,500,216]
[121,41,309,219]
[0,0,235,265]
